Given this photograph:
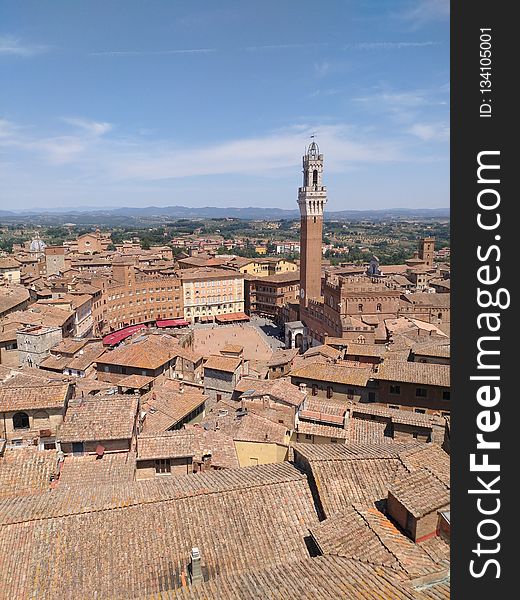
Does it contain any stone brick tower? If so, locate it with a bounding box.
[298,140,327,309]
[418,236,435,267]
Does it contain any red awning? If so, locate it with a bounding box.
[102,324,147,346]
[156,319,190,328]
[215,312,250,323]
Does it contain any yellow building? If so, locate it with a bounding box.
[181,267,245,324]
[235,257,298,278]
[234,439,289,467]
[0,257,22,284]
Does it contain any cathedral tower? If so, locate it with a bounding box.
[298,140,327,309]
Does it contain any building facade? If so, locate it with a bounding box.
[181,268,245,324]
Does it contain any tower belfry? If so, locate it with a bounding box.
[298,140,327,308]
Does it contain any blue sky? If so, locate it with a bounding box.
[0,0,449,211]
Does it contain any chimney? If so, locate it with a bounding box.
[299,382,307,394]
[190,547,203,584]
[179,381,184,394]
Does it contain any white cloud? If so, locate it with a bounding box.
[408,122,449,141]
[0,118,107,165]
[62,118,113,137]
[352,84,449,125]
[89,48,215,57]
[0,34,48,56]
[402,0,450,27]
[313,61,332,77]
[0,118,407,180]
[103,124,406,182]
[344,41,440,50]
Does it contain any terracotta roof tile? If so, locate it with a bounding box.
[0,463,319,598]
[137,431,195,460]
[0,448,55,499]
[373,362,450,388]
[203,354,242,373]
[57,394,138,442]
[236,377,305,407]
[165,556,419,600]
[290,363,373,387]
[0,382,70,412]
[388,469,450,518]
[97,334,183,370]
[141,389,207,434]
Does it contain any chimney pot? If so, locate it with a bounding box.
[190,547,203,584]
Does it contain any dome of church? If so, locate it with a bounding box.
[29,237,46,253]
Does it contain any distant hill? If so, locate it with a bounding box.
[3,205,449,221]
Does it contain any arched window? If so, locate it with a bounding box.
[377,303,382,312]
[357,335,366,344]
[437,312,443,320]
[358,304,363,312]
[13,412,30,430]
[312,170,318,186]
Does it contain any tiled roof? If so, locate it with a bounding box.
[57,452,136,488]
[0,448,55,499]
[202,401,289,445]
[236,377,306,407]
[51,338,89,355]
[188,426,240,469]
[413,343,450,359]
[203,354,242,373]
[405,293,450,308]
[0,257,21,269]
[65,342,105,371]
[137,431,195,460]
[39,353,71,371]
[0,382,70,412]
[57,394,138,442]
[351,404,446,428]
[373,362,450,388]
[97,334,183,370]
[295,420,348,439]
[292,442,446,516]
[267,348,299,367]
[0,285,29,316]
[388,469,450,517]
[303,397,348,417]
[303,345,342,360]
[344,342,388,358]
[310,505,397,567]
[290,363,373,387]
[398,445,450,488]
[163,556,420,600]
[346,418,391,444]
[141,389,207,434]
[0,463,319,598]
[6,304,73,328]
[298,409,344,426]
[221,343,243,353]
[117,374,155,389]
[418,536,450,569]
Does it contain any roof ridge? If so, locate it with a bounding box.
[353,504,406,570]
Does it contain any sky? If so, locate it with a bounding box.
[0,0,449,211]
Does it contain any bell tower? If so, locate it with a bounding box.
[298,140,327,309]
